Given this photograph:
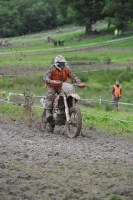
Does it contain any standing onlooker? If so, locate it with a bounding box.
[47,35,51,43]
[61,39,64,46]
[58,40,61,46]
[114,29,118,37]
[53,39,57,47]
[112,80,122,111]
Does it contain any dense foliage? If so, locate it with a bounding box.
[57,0,106,34]
[103,0,133,29]
[0,0,133,37]
[0,0,59,37]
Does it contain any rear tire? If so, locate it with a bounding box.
[66,106,82,138]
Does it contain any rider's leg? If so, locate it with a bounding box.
[45,87,57,121]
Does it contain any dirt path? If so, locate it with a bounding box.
[0,116,133,200]
[0,63,131,77]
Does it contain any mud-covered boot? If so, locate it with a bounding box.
[46,109,53,122]
[47,123,55,133]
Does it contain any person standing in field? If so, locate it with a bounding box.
[114,29,118,37]
[53,39,57,47]
[61,39,64,46]
[112,80,122,111]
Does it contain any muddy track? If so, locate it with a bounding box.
[0,115,133,200]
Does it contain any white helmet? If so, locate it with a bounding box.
[54,55,66,64]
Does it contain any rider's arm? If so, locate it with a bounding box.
[66,66,81,83]
[44,65,53,83]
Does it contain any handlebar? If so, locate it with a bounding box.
[73,82,86,88]
[50,80,62,85]
[49,80,86,88]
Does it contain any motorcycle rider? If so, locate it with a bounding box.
[44,55,82,122]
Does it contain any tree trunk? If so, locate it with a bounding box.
[85,18,92,35]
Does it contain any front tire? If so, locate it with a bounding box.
[66,106,82,138]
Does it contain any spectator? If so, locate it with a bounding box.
[61,39,64,46]
[53,39,57,47]
[58,40,61,46]
[112,80,122,111]
[47,35,51,43]
[114,29,118,37]
[93,29,100,34]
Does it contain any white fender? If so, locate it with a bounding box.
[68,93,80,100]
[40,98,46,108]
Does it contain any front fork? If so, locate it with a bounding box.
[63,94,76,123]
[63,94,71,123]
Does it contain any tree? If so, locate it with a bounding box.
[57,0,105,34]
[11,0,57,34]
[21,1,57,34]
[0,0,60,37]
[102,0,133,30]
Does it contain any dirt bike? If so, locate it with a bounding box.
[40,81,86,138]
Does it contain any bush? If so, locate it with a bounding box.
[105,103,113,111]
[104,57,111,64]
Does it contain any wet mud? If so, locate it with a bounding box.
[0,115,133,200]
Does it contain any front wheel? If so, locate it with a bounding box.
[66,106,82,138]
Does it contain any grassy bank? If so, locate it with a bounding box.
[1,68,133,104]
[0,103,133,137]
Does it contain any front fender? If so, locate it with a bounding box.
[68,93,80,100]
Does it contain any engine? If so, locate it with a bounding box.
[53,108,66,125]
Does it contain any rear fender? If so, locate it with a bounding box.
[40,98,46,108]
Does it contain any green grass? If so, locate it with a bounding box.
[81,106,133,135]
[0,103,26,117]
[108,40,133,49]
[1,38,133,69]
[0,25,133,69]
[0,51,133,68]
[1,68,133,103]
[1,103,133,136]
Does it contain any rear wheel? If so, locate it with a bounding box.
[66,106,82,138]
